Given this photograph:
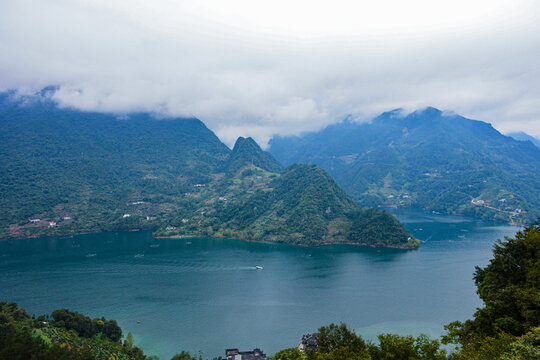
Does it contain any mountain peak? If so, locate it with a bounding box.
[232,136,258,149]
[226,136,283,174]
[413,106,443,117]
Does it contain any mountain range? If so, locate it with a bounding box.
[0,92,416,248]
[268,107,540,224]
[507,131,540,148]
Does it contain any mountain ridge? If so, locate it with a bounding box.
[507,131,540,148]
[0,93,416,248]
[268,107,540,224]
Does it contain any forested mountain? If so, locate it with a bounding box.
[268,107,540,224]
[156,163,416,247]
[0,92,415,248]
[0,92,229,239]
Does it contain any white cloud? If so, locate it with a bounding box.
[1,0,539,146]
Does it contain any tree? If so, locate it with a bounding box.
[465,221,539,337]
[268,348,303,360]
[443,221,540,357]
[501,326,540,360]
[171,351,201,360]
[370,333,446,359]
[315,323,367,355]
[124,332,134,349]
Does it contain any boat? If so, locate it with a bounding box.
[85,253,97,257]
[255,265,263,270]
[134,254,144,258]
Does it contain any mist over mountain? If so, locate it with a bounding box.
[0,93,414,247]
[268,107,540,224]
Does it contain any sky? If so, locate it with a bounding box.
[1,0,539,146]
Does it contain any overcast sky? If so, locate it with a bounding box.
[1,0,539,146]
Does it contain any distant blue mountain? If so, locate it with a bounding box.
[268,107,540,224]
[507,131,540,148]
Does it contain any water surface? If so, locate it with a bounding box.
[0,210,519,359]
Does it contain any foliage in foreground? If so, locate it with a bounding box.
[442,221,540,359]
[270,323,447,360]
[0,302,152,360]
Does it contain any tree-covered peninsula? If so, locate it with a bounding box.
[154,163,417,248]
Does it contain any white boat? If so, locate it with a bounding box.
[255,265,263,270]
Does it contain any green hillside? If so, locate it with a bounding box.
[0,92,229,239]
[269,108,540,225]
[0,93,415,248]
[154,163,417,248]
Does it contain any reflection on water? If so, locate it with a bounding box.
[0,209,519,359]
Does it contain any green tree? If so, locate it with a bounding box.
[269,348,303,360]
[443,221,540,358]
[171,351,202,360]
[124,332,134,349]
[501,326,540,360]
[315,323,367,355]
[453,222,539,339]
[370,333,446,359]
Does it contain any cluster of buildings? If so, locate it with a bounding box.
[223,333,318,360]
[298,333,318,352]
[224,348,266,360]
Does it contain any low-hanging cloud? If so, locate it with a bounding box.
[1,0,539,147]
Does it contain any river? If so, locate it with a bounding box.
[0,209,519,359]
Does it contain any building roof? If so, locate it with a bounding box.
[224,348,266,360]
[298,333,318,352]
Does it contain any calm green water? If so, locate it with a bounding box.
[0,210,518,359]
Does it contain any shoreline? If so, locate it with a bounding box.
[1,207,524,243]
[1,230,417,249]
[154,234,419,249]
[0,228,148,242]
